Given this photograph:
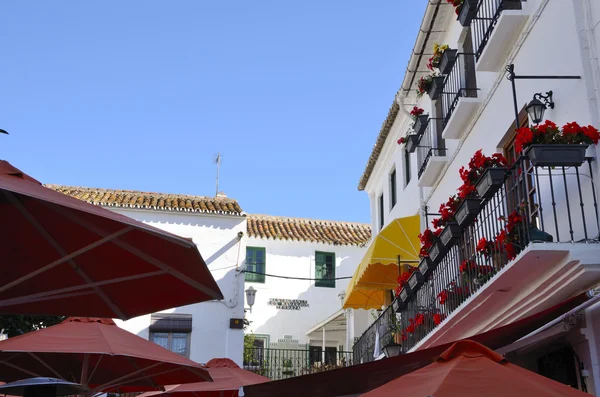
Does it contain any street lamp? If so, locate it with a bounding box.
[245,286,256,313]
[382,342,403,358]
[525,91,554,124]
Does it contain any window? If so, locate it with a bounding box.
[378,194,384,230]
[149,314,192,357]
[404,149,411,186]
[309,346,337,365]
[315,251,335,288]
[389,168,397,209]
[245,247,266,283]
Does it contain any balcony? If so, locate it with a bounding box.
[440,53,482,140]
[417,118,448,187]
[244,347,353,380]
[352,305,398,364]
[353,156,600,358]
[472,0,528,72]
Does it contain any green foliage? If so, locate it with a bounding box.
[0,315,65,338]
[243,333,256,364]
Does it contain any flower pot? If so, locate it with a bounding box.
[413,115,429,137]
[439,49,457,75]
[407,270,425,292]
[475,167,507,199]
[440,222,462,247]
[392,297,406,313]
[418,256,436,278]
[405,134,419,153]
[427,240,446,265]
[399,286,414,304]
[427,76,445,101]
[458,0,478,27]
[455,198,481,227]
[501,0,522,11]
[524,144,587,167]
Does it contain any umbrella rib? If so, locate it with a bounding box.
[88,361,163,394]
[5,192,127,319]
[126,356,159,389]
[27,352,64,379]
[0,359,43,378]
[49,204,222,301]
[86,353,103,385]
[0,271,166,309]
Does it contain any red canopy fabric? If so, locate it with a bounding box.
[138,358,270,397]
[363,340,591,397]
[0,160,223,319]
[0,317,211,393]
[245,292,590,397]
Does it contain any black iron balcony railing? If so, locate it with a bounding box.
[353,156,599,358]
[440,53,478,129]
[352,305,403,364]
[243,347,353,380]
[472,0,524,60]
[417,118,447,178]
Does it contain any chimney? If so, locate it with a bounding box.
[216,192,228,198]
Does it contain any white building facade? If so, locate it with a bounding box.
[350,0,600,394]
[243,214,371,377]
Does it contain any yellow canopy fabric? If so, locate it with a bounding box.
[343,214,421,310]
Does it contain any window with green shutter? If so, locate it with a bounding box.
[245,247,266,283]
[315,251,335,288]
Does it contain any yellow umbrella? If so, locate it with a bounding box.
[343,214,421,310]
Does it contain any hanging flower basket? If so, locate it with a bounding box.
[392,297,406,313]
[427,240,446,265]
[407,270,425,292]
[439,222,462,247]
[413,115,429,136]
[418,256,436,278]
[428,76,445,100]
[405,134,420,153]
[475,167,507,199]
[524,144,588,167]
[439,49,458,75]
[455,197,481,227]
[399,286,414,305]
[458,0,478,27]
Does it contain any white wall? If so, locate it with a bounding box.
[111,208,246,366]
[244,237,368,350]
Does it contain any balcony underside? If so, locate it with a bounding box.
[476,9,529,72]
[441,97,482,140]
[418,155,448,187]
[412,243,600,351]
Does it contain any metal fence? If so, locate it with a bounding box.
[472,0,524,60]
[440,53,478,129]
[354,156,599,357]
[243,347,353,380]
[417,118,447,178]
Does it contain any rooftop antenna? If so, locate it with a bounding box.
[214,152,221,197]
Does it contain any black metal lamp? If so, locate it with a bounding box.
[382,341,403,358]
[526,91,554,124]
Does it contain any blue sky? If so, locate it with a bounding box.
[1,1,426,223]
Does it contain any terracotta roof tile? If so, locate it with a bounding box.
[357,100,400,191]
[46,185,245,217]
[247,214,371,246]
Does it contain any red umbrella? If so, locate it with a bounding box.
[0,160,223,319]
[362,340,591,397]
[138,358,269,397]
[0,318,212,393]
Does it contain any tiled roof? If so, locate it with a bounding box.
[247,214,371,246]
[46,185,245,216]
[357,100,400,191]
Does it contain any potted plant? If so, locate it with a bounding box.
[395,266,417,301]
[407,269,425,292]
[418,256,435,278]
[455,197,481,227]
[433,195,462,247]
[437,281,469,312]
[427,239,446,265]
[439,48,458,75]
[405,133,420,153]
[411,106,429,136]
[459,259,496,286]
[282,358,294,376]
[458,150,508,199]
[515,120,599,167]
[448,0,478,27]
[416,74,444,100]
